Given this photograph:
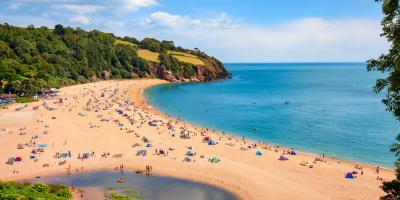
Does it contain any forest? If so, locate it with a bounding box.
[0,23,228,97]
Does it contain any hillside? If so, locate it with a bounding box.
[0,23,229,97]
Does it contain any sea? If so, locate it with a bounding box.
[145,63,400,168]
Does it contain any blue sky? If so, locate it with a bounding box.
[0,0,388,62]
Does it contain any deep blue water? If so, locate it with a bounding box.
[145,63,400,168]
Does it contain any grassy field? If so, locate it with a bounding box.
[172,55,205,65]
[167,51,198,58]
[116,39,205,66]
[137,49,160,62]
[167,51,205,65]
[114,39,138,47]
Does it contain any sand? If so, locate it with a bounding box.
[0,79,396,200]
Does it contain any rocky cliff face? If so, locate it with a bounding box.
[140,61,230,83]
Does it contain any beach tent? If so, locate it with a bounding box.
[146,143,152,147]
[345,173,355,179]
[279,155,288,161]
[290,150,296,155]
[208,141,216,145]
[203,136,211,141]
[256,151,263,156]
[15,157,22,162]
[210,157,221,163]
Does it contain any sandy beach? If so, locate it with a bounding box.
[0,79,396,200]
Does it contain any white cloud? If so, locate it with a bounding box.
[122,0,158,11]
[145,11,187,27]
[69,15,90,24]
[53,4,104,14]
[144,11,235,29]
[139,12,388,62]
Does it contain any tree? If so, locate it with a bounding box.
[368,1,400,199]
[140,38,162,52]
[53,24,64,35]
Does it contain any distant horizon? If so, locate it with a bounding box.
[223,61,367,64]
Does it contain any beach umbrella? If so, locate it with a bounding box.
[290,150,296,155]
[210,157,220,163]
[256,151,262,156]
[15,157,22,162]
[146,143,152,147]
[208,141,216,145]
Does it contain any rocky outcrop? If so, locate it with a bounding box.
[143,59,230,83]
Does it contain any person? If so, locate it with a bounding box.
[376,166,380,174]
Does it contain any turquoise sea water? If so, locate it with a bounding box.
[145,63,399,168]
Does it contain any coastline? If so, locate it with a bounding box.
[142,81,395,171]
[0,79,396,200]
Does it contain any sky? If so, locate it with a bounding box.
[0,0,389,62]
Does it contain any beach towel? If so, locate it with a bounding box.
[345,173,354,179]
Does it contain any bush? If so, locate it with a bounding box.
[16,97,38,103]
[0,181,72,200]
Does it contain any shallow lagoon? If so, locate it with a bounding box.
[29,170,236,200]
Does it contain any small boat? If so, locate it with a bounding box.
[116,178,125,183]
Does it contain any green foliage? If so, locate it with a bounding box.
[0,23,227,96]
[159,53,180,73]
[16,96,38,103]
[140,38,177,53]
[140,38,162,52]
[368,1,400,199]
[182,63,197,78]
[0,181,72,200]
[0,23,149,95]
[106,188,144,200]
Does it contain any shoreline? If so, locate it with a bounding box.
[0,79,396,200]
[141,81,395,171]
